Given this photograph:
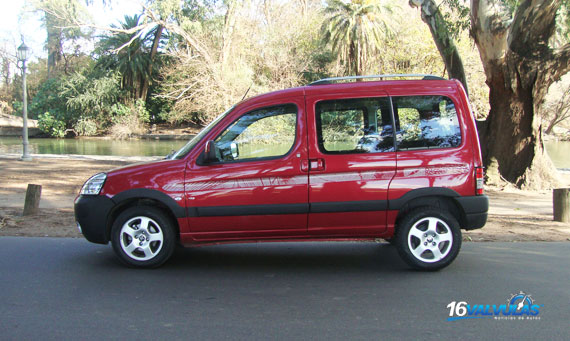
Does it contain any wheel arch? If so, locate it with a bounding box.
[106,189,184,242]
[390,188,467,229]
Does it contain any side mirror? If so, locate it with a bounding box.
[230,142,239,159]
[203,140,218,163]
[165,149,175,160]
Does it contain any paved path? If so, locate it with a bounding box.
[0,238,568,340]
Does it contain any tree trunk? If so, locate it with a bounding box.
[471,0,570,189]
[140,24,164,102]
[222,1,238,66]
[482,57,560,189]
[553,188,570,222]
[23,184,42,216]
[409,0,469,95]
[45,11,63,78]
[349,41,357,76]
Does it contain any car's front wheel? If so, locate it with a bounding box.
[111,206,176,268]
[395,207,461,271]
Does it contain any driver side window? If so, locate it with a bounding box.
[213,104,297,162]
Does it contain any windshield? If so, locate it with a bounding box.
[170,106,235,160]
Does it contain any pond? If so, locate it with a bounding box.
[0,137,568,169]
[0,137,187,157]
[545,140,570,169]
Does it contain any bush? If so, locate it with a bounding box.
[109,102,147,139]
[63,70,123,126]
[74,118,98,136]
[134,99,150,124]
[29,78,69,121]
[38,112,66,138]
[29,69,125,136]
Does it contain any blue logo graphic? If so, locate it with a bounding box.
[446,291,542,321]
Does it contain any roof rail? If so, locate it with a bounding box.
[308,74,446,86]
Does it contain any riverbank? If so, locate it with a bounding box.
[1,156,569,241]
[0,113,41,137]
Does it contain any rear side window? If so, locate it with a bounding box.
[316,97,394,154]
[393,96,461,150]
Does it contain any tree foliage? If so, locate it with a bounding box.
[157,0,330,124]
[321,0,394,76]
[97,14,156,101]
[32,0,92,77]
[15,0,561,173]
[409,0,468,94]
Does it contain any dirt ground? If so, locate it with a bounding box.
[1,156,569,241]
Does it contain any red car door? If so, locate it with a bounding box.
[306,90,396,236]
[184,96,309,241]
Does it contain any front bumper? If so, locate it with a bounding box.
[74,195,115,244]
[455,195,489,230]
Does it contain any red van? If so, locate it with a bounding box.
[75,75,488,270]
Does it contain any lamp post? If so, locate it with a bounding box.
[17,40,31,161]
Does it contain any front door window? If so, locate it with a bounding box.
[213,104,297,162]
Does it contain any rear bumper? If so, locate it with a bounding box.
[455,195,489,230]
[74,195,115,244]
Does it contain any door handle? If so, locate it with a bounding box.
[301,159,325,172]
[301,159,310,172]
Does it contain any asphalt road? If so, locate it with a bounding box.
[0,237,568,340]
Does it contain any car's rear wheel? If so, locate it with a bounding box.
[395,207,461,271]
[111,206,175,268]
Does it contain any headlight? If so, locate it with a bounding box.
[80,173,107,195]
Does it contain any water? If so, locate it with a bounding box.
[0,137,187,157]
[545,140,570,169]
[0,137,568,168]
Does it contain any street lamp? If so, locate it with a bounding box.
[17,39,31,161]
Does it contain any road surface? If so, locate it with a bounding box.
[0,237,568,340]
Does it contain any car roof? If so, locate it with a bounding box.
[240,76,460,107]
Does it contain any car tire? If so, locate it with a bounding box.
[111,206,176,268]
[395,207,461,271]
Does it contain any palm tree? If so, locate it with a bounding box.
[97,14,164,101]
[322,0,394,76]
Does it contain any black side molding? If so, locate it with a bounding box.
[311,200,387,213]
[195,203,308,217]
[188,200,388,217]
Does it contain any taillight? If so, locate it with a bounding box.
[475,167,484,195]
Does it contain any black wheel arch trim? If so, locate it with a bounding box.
[390,188,488,230]
[111,188,187,218]
[388,187,460,210]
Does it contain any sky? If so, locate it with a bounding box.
[0,0,142,62]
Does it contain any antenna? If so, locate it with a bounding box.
[241,83,252,101]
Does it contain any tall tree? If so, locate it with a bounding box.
[322,0,394,76]
[45,11,63,77]
[471,0,570,188]
[409,0,469,95]
[98,14,163,101]
[34,0,91,77]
